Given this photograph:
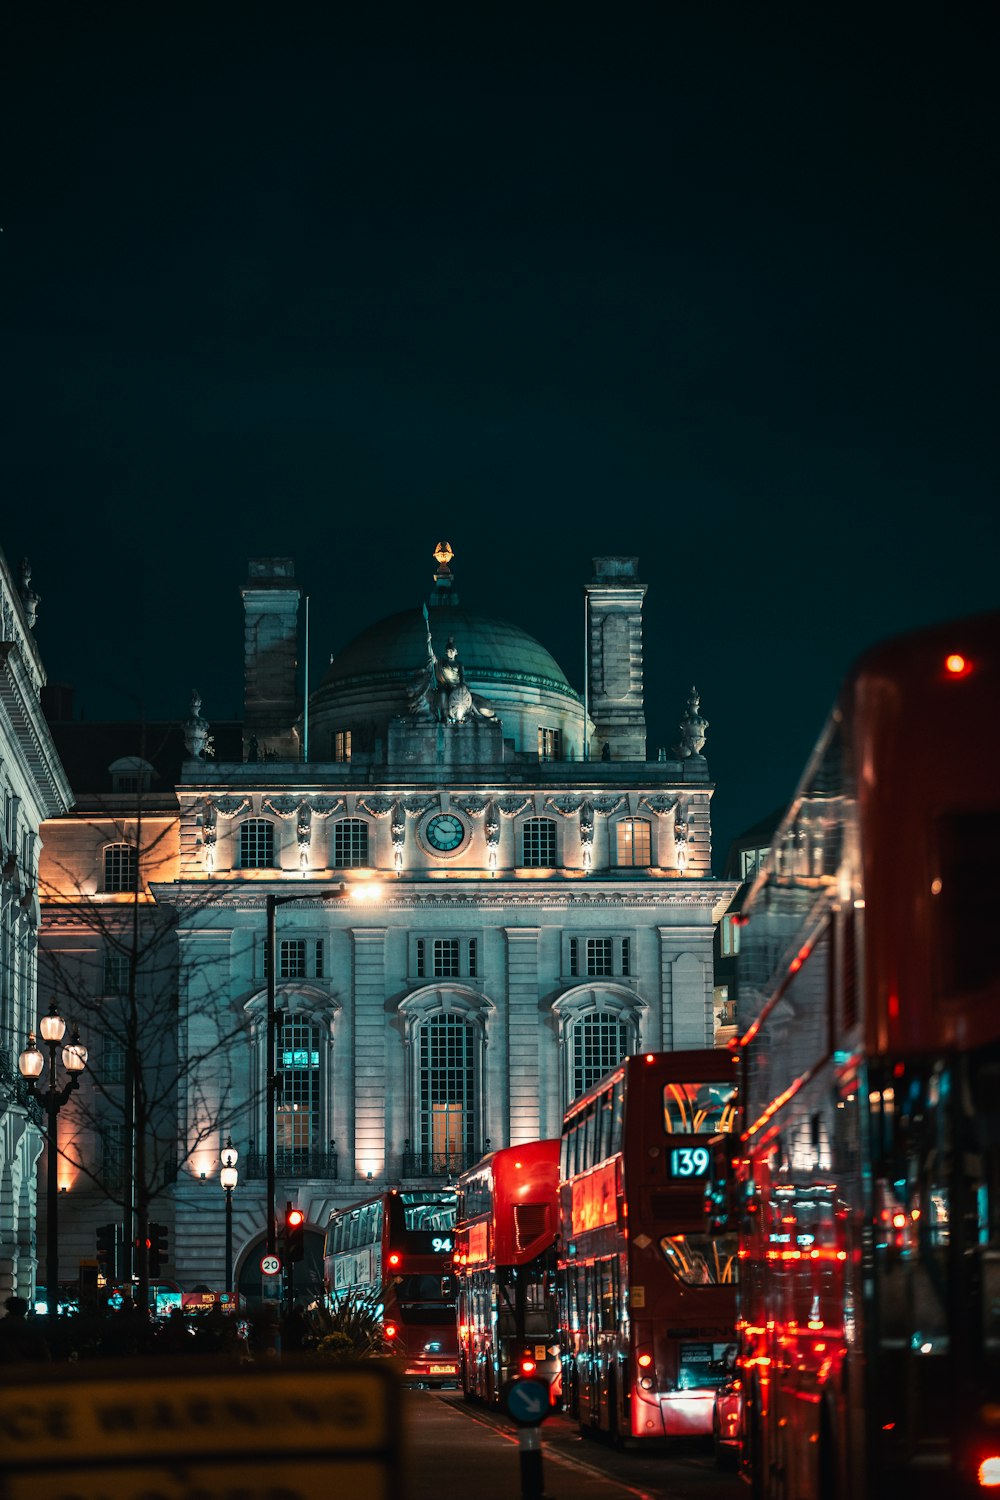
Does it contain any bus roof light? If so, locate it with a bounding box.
[978,1455,1000,1487]
[945,652,972,678]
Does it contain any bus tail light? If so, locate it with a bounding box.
[384,1323,398,1340]
[978,1456,1000,1488]
[388,1252,401,1267]
[637,1350,654,1390]
[519,1357,537,1376]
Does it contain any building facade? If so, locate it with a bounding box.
[0,549,73,1302]
[38,550,736,1304]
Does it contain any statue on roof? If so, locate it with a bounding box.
[675,686,708,759]
[184,690,214,759]
[407,605,496,725]
[18,560,39,629]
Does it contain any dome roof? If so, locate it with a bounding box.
[320,606,579,700]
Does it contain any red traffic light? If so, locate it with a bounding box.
[286,1208,305,1229]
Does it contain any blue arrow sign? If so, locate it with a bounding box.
[501,1377,550,1427]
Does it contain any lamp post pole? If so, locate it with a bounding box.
[19,1004,88,1318]
[221,1137,239,1296]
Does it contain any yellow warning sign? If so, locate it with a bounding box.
[0,1358,403,1500]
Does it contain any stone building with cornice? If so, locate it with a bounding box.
[0,547,73,1304]
[38,548,736,1305]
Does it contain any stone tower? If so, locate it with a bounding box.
[586,556,647,761]
[241,558,302,759]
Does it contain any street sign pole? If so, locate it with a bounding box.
[500,1378,551,1500]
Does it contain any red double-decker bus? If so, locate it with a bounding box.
[558,1050,739,1443]
[730,612,1000,1498]
[454,1139,561,1405]
[323,1188,459,1384]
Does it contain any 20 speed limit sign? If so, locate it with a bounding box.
[260,1253,282,1277]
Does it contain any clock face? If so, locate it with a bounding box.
[425,814,466,853]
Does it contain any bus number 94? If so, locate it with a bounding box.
[431,1236,453,1253]
[669,1146,710,1179]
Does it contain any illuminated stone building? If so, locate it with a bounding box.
[0,548,73,1302]
[38,549,736,1303]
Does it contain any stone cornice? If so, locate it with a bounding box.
[0,644,74,817]
[153,880,739,914]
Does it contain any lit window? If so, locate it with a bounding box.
[538,727,561,762]
[572,1014,630,1099]
[419,1014,476,1174]
[276,1015,322,1169]
[616,818,651,867]
[103,843,137,893]
[741,848,766,882]
[333,818,369,868]
[334,730,352,763]
[523,818,557,868]
[240,819,275,869]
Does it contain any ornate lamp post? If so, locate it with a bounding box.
[19,1003,88,1316]
[220,1137,239,1296]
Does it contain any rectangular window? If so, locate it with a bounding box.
[276,1016,321,1159]
[333,819,369,868]
[433,939,461,978]
[741,848,766,882]
[103,947,130,995]
[279,939,307,979]
[103,1119,125,1193]
[523,818,557,868]
[104,843,137,893]
[719,914,741,958]
[616,818,651,867]
[621,937,631,977]
[537,727,561,762]
[240,819,275,870]
[586,938,613,977]
[415,938,426,978]
[569,937,579,977]
[315,939,324,978]
[468,939,477,978]
[334,730,352,763]
[102,1037,127,1086]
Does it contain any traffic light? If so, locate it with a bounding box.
[284,1203,305,1263]
[96,1223,120,1279]
[149,1223,169,1277]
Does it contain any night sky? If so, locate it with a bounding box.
[3,5,997,868]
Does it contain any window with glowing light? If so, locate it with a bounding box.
[333,730,352,763]
[615,817,651,867]
[276,1015,321,1164]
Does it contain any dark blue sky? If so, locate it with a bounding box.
[3,5,997,867]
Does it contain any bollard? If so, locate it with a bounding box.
[517,1424,548,1499]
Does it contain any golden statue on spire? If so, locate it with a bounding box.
[433,541,454,577]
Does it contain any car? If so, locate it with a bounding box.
[712,1371,743,1469]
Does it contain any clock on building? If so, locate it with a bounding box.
[424,813,466,853]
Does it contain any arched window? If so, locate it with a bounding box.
[103,842,136,893]
[615,817,651,867]
[552,986,645,1106]
[333,818,370,868]
[276,1014,322,1171]
[398,987,491,1178]
[522,817,557,868]
[240,818,276,869]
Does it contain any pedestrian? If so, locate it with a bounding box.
[0,1295,51,1362]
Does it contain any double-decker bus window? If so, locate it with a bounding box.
[597,1088,613,1162]
[663,1080,738,1136]
[936,811,1000,996]
[598,1259,616,1331]
[659,1231,738,1285]
[612,1077,625,1155]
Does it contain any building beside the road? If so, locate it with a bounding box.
[36,547,736,1303]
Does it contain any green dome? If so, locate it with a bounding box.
[321,606,579,700]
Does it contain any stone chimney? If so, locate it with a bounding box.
[586,557,647,761]
[241,558,302,760]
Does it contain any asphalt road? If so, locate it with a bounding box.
[404,1387,744,1500]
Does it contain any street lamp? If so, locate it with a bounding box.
[265,884,365,1252]
[220,1136,239,1296]
[19,1003,88,1317]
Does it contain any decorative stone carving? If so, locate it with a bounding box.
[579,799,595,872]
[391,801,406,874]
[545,795,584,817]
[403,795,437,818]
[357,795,395,818]
[18,559,39,629]
[261,795,300,818]
[201,800,217,872]
[676,686,708,759]
[485,799,500,873]
[308,797,346,818]
[674,810,689,873]
[496,795,532,818]
[590,795,627,816]
[297,801,312,871]
[407,605,496,725]
[452,795,491,818]
[183,691,213,759]
[213,796,252,818]
[639,794,679,817]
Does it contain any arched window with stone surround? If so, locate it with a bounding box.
[103,841,137,893]
[332,817,370,868]
[244,986,339,1180]
[398,987,492,1178]
[552,985,646,1107]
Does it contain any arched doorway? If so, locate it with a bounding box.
[237,1229,327,1310]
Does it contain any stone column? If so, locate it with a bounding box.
[658,926,714,1050]
[504,928,541,1144]
[351,928,387,1179]
[586,557,647,761]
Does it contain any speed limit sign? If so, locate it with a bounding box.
[260,1253,282,1277]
